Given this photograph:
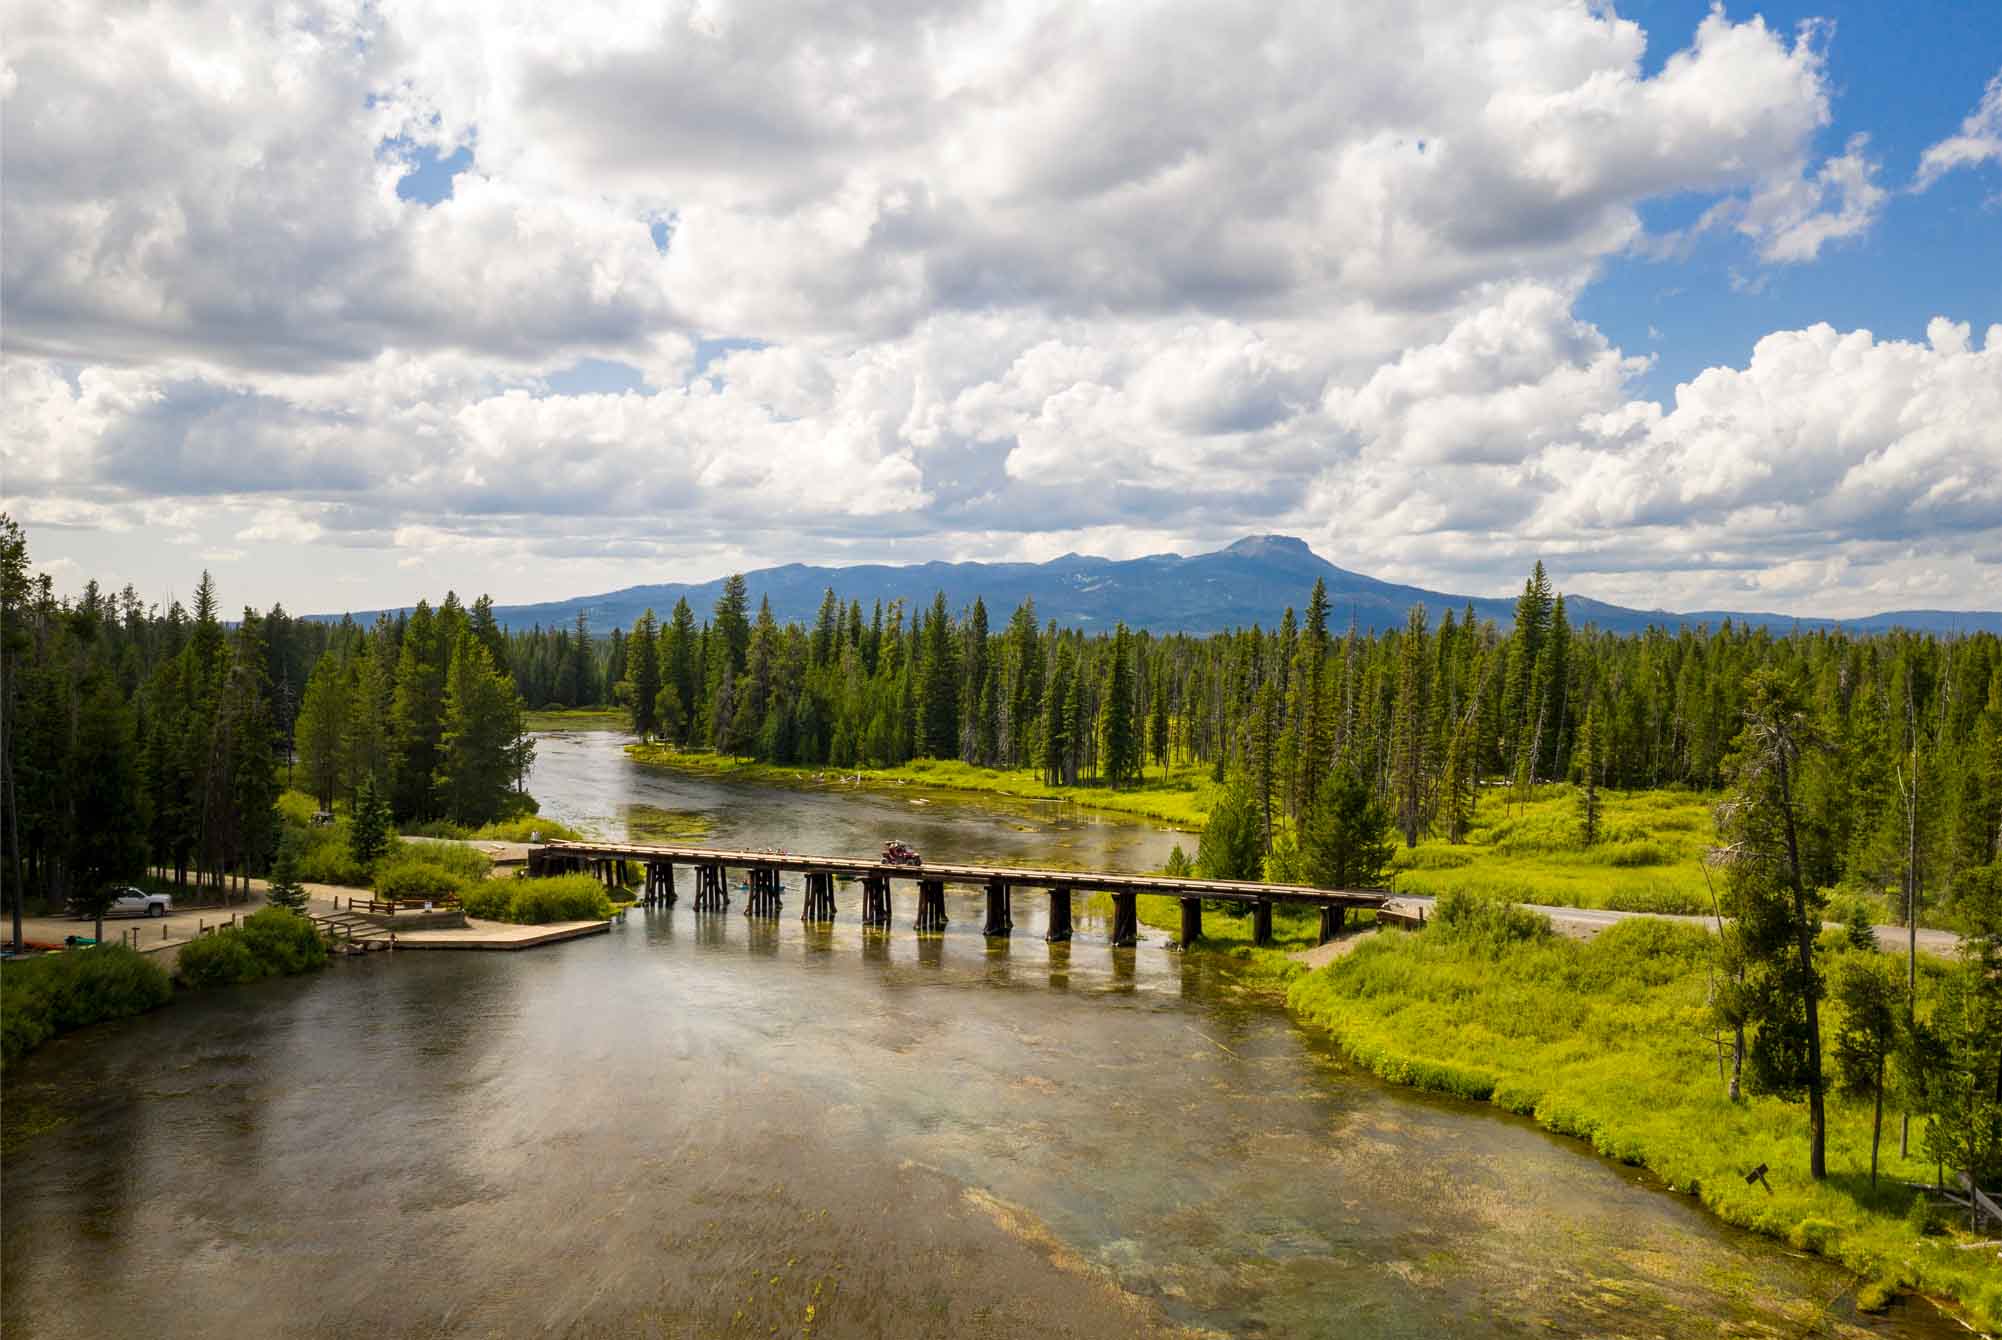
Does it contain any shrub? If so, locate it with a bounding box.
[174,931,264,990]
[462,874,612,924]
[374,859,466,902]
[1,945,174,1067]
[176,909,327,989]
[1431,890,1552,948]
[1603,884,1707,915]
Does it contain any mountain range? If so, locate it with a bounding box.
[316,536,2001,637]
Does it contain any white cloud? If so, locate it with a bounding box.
[1914,69,2002,192]
[0,0,1977,617]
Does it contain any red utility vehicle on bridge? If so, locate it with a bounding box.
[880,840,923,867]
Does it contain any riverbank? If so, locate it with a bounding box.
[624,742,1214,828]
[1153,898,2000,1329]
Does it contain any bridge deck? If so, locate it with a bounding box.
[532,840,1387,909]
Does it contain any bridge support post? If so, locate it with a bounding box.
[695,863,728,913]
[1178,897,1202,949]
[745,867,783,918]
[915,879,948,932]
[801,872,836,922]
[1046,885,1072,942]
[661,862,676,906]
[1318,905,1342,945]
[1110,892,1138,947]
[861,875,891,927]
[1253,900,1273,946]
[983,880,1012,937]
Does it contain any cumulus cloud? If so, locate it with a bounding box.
[0,0,1979,617]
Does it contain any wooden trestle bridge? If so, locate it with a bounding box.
[527,840,1389,949]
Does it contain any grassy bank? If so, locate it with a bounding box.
[625,744,1213,828]
[1386,785,1717,915]
[525,707,628,732]
[1278,906,2001,1328]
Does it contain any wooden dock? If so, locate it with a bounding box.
[530,840,1388,949]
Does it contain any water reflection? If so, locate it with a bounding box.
[0,731,1963,1339]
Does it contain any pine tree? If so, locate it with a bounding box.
[1389,605,1430,846]
[1195,770,1264,881]
[1098,623,1139,787]
[1718,670,1830,1179]
[1041,646,1071,785]
[663,598,697,744]
[1577,703,1602,846]
[434,631,526,826]
[349,773,392,870]
[265,839,309,912]
[629,608,662,740]
[919,592,958,759]
[1440,723,1474,844]
[1302,766,1395,890]
[295,652,348,811]
[389,601,447,821]
[1149,670,1171,770]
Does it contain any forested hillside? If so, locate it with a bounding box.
[5,508,1998,942]
[0,518,533,946]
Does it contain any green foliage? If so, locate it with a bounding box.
[349,775,393,871]
[460,875,613,924]
[264,841,310,912]
[1,945,174,1068]
[176,909,327,989]
[403,814,586,843]
[373,860,466,902]
[1430,890,1553,949]
[1301,766,1394,890]
[1284,919,2002,1328]
[1195,771,1264,880]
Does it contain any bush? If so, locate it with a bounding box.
[1431,890,1552,948]
[1,945,174,1067]
[462,874,613,924]
[374,859,467,902]
[176,909,327,989]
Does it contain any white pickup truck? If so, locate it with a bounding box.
[96,886,174,918]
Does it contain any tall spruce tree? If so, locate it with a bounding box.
[629,609,662,740]
[1718,670,1831,1179]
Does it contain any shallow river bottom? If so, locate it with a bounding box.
[2,892,1955,1339]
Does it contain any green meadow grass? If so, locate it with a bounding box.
[625,744,1215,829]
[1281,911,2001,1327]
[1387,785,1721,915]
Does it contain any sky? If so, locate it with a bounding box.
[3,0,1999,621]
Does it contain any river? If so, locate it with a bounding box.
[0,729,1954,1337]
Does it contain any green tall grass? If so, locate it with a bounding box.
[626,744,1215,828]
[1387,785,1720,915]
[1284,909,2002,1327]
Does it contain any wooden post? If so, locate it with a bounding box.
[1253,900,1273,946]
[1318,904,1342,945]
[1046,885,1073,943]
[1179,897,1202,950]
[1110,891,1138,947]
[915,879,948,932]
[983,880,1011,937]
[860,875,890,927]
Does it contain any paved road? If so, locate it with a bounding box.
[1385,893,1963,956]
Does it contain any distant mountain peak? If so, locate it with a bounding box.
[1225,534,1313,556]
[309,535,2002,640]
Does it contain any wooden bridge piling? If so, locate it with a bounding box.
[1178,897,1202,949]
[982,879,1012,937]
[1318,905,1343,944]
[860,874,892,927]
[915,879,948,933]
[801,871,837,922]
[1110,891,1138,947]
[1253,901,1274,947]
[1045,885,1073,943]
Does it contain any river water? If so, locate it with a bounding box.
[1,730,1954,1338]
